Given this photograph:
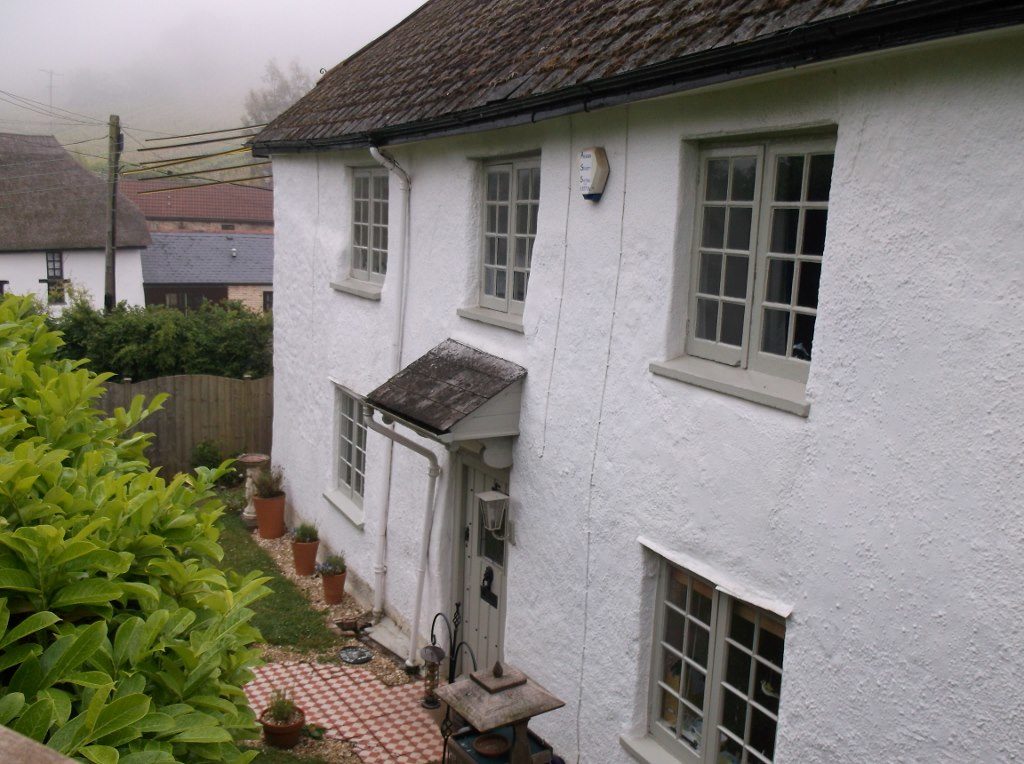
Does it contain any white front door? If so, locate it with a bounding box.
[458,460,509,674]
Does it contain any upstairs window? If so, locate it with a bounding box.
[688,139,834,383]
[352,168,389,283]
[44,251,65,305]
[651,561,786,763]
[480,159,540,315]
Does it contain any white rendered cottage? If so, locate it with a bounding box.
[253,2,1024,762]
[0,134,149,309]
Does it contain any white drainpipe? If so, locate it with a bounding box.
[368,147,412,623]
[363,404,441,670]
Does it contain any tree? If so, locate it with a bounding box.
[242,59,312,126]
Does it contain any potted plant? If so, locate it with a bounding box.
[259,689,305,749]
[317,553,347,604]
[253,466,286,539]
[292,522,319,576]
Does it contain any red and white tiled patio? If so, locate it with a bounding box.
[246,660,443,763]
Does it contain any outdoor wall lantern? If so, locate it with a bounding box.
[477,489,511,540]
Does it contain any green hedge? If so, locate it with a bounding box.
[48,297,273,381]
[0,295,267,762]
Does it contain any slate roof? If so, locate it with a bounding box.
[254,0,1021,152]
[141,232,273,285]
[366,339,527,435]
[0,133,150,252]
[119,178,273,225]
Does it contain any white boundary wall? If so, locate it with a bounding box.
[270,32,1024,763]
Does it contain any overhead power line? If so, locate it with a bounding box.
[137,174,273,194]
[127,146,252,172]
[135,135,257,153]
[0,89,106,126]
[145,123,267,142]
[134,160,271,181]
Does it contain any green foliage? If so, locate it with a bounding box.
[291,524,317,544]
[216,515,340,653]
[0,295,268,762]
[191,442,241,488]
[48,295,272,381]
[262,690,298,725]
[316,555,345,576]
[252,468,283,500]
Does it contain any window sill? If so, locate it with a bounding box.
[650,355,810,417]
[457,305,524,333]
[322,488,364,530]
[330,278,382,301]
[620,735,683,764]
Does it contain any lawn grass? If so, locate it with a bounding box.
[217,510,342,652]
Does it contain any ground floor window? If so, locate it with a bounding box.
[334,386,366,501]
[44,251,65,304]
[651,560,786,763]
[262,290,273,312]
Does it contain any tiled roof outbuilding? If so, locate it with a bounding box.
[141,232,273,285]
[119,179,273,225]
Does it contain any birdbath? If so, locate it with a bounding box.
[237,453,269,528]
[436,661,563,764]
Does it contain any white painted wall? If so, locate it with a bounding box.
[0,248,145,309]
[271,31,1024,764]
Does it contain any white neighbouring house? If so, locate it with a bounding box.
[253,2,1024,762]
[0,133,149,309]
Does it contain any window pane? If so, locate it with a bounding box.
[720,688,748,739]
[761,309,789,356]
[688,585,712,625]
[667,569,687,609]
[495,237,507,266]
[765,259,794,305]
[807,153,834,201]
[686,622,709,666]
[486,206,497,233]
[792,313,815,361]
[497,171,510,201]
[758,621,786,668]
[749,705,778,761]
[723,255,748,299]
[516,203,529,234]
[373,174,387,199]
[516,169,532,199]
[769,209,799,254]
[706,159,729,201]
[497,205,509,234]
[486,172,500,201]
[484,268,496,296]
[802,209,828,255]
[719,733,744,761]
[755,662,782,715]
[679,705,703,751]
[702,206,726,248]
[796,261,821,309]
[494,269,507,299]
[514,237,529,268]
[531,168,541,199]
[729,607,755,648]
[720,302,744,347]
[664,607,685,650]
[725,643,751,691]
[726,207,752,250]
[774,155,804,201]
[698,252,722,295]
[659,687,680,728]
[512,271,527,302]
[731,156,756,201]
[695,298,718,341]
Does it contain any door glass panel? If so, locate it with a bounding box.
[478,507,505,565]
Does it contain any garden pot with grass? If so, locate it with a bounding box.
[260,689,305,749]
[253,467,286,539]
[292,522,320,576]
[318,553,347,604]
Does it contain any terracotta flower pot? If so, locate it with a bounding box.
[292,540,319,576]
[254,494,286,539]
[322,571,347,604]
[260,708,305,749]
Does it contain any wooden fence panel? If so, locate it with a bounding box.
[98,375,273,476]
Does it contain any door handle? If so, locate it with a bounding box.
[480,565,497,608]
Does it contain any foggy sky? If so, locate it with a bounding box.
[1,0,427,149]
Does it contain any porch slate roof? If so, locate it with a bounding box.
[365,339,526,435]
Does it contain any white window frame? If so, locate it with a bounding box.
[686,137,834,384]
[351,167,389,284]
[649,560,787,764]
[333,385,367,504]
[479,158,540,315]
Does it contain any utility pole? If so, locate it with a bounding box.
[104,114,122,312]
[39,69,62,133]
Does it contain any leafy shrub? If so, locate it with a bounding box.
[0,295,268,762]
[292,524,318,543]
[48,294,272,381]
[191,441,242,488]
